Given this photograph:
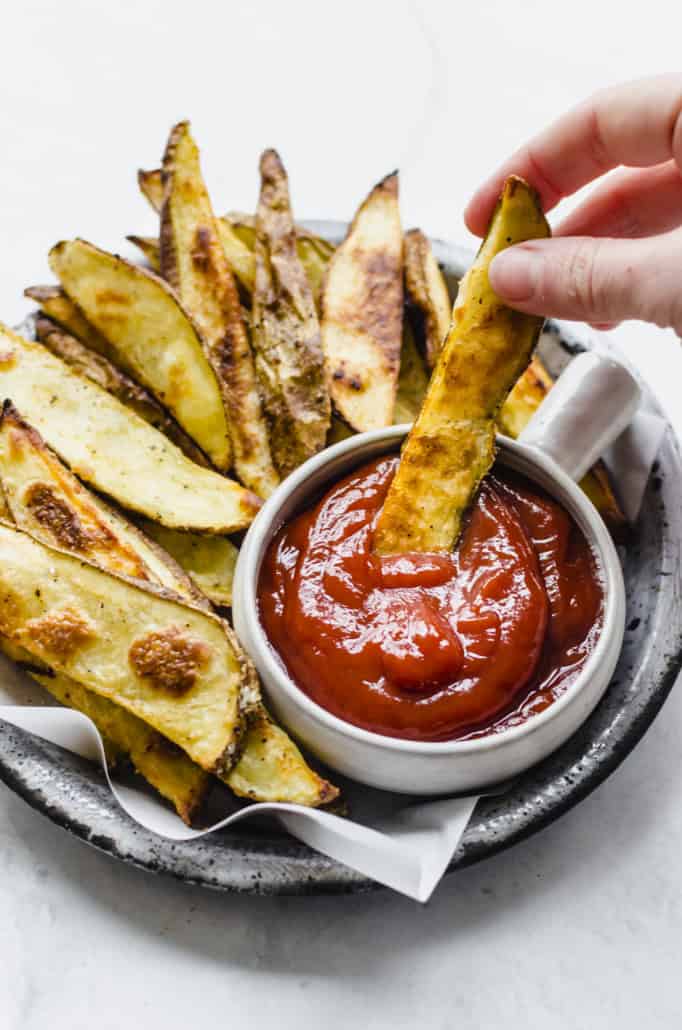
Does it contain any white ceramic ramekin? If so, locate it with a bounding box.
[233,351,641,794]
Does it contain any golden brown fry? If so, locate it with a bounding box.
[499,355,627,535]
[393,322,430,425]
[403,228,451,369]
[225,706,338,806]
[126,234,161,271]
[24,285,118,363]
[159,121,278,497]
[137,168,164,212]
[139,520,238,608]
[374,176,550,554]
[0,323,259,534]
[49,239,234,470]
[34,665,210,824]
[251,148,330,476]
[321,172,403,431]
[34,317,210,467]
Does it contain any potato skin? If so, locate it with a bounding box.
[251,148,330,477]
[160,122,278,498]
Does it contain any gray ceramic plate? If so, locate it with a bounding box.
[1,225,681,896]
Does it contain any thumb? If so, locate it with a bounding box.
[488,229,682,334]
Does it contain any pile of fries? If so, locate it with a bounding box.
[0,121,626,823]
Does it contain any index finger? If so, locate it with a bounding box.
[465,74,682,236]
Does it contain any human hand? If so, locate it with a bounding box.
[465,75,682,335]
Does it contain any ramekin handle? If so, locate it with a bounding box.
[517,351,641,482]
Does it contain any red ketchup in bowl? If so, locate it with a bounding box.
[258,456,604,742]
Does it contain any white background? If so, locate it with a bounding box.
[1,1,681,1027]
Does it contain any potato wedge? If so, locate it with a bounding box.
[227,212,334,309]
[226,706,337,806]
[0,324,259,533]
[393,322,430,425]
[0,522,246,771]
[137,167,164,212]
[139,520,237,608]
[126,234,161,272]
[404,228,451,369]
[34,317,209,467]
[251,149,330,476]
[34,666,210,823]
[499,355,627,535]
[374,176,550,554]
[138,168,257,293]
[24,285,117,362]
[49,240,233,471]
[321,172,403,431]
[159,121,278,497]
[0,402,208,607]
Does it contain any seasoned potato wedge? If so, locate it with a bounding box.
[34,666,210,823]
[374,176,550,553]
[0,402,206,605]
[321,172,403,431]
[227,212,334,309]
[393,323,430,425]
[160,121,278,497]
[0,324,259,533]
[34,317,209,467]
[499,355,627,535]
[226,706,338,806]
[49,240,233,470]
[404,228,451,369]
[126,234,161,271]
[251,149,330,476]
[137,167,164,212]
[139,520,238,608]
[138,168,257,293]
[24,285,117,362]
[0,522,246,772]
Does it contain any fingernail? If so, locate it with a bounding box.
[489,248,540,302]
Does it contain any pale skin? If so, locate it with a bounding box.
[465,74,682,336]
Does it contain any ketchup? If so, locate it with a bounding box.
[258,457,604,742]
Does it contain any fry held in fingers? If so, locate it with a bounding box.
[374,176,550,555]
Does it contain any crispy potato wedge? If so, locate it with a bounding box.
[126,234,161,272]
[137,168,164,212]
[393,322,430,425]
[251,149,330,476]
[0,324,259,533]
[374,176,550,554]
[49,240,233,470]
[34,317,209,467]
[24,285,117,362]
[498,355,627,535]
[0,402,207,606]
[321,172,403,431]
[35,666,210,823]
[225,706,338,806]
[138,168,257,293]
[139,520,237,608]
[404,228,451,369]
[227,212,334,309]
[0,522,246,771]
[159,121,278,497]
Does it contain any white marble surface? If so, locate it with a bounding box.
[1,1,681,1026]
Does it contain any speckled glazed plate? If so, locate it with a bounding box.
[1,225,681,896]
